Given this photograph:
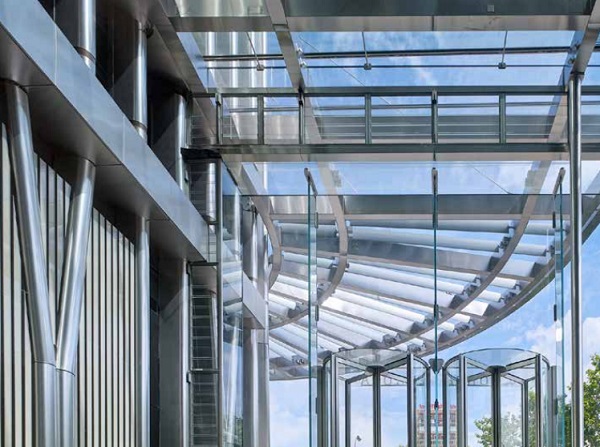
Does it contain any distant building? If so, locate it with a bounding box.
[416,404,457,447]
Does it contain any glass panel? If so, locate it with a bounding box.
[307,97,366,143]
[307,170,319,447]
[499,376,523,447]
[467,360,492,447]
[372,96,431,143]
[350,373,374,447]
[265,96,300,144]
[383,364,409,447]
[222,168,244,447]
[414,360,429,447]
[444,360,459,447]
[554,170,567,447]
[438,96,499,143]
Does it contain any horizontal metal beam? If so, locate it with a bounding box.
[202,143,583,163]
[195,85,570,97]
[268,195,568,220]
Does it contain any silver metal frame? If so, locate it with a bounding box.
[135,215,150,447]
[56,157,96,447]
[3,81,57,447]
[568,73,584,447]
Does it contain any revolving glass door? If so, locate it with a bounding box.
[324,349,430,447]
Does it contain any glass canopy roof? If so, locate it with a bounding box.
[175,1,600,380]
[175,30,600,89]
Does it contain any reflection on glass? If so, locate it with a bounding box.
[222,167,244,447]
[554,168,567,447]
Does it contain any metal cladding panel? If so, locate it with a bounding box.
[0,137,137,445]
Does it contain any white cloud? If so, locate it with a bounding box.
[523,310,600,387]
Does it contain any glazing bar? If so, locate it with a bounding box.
[4,82,57,447]
[442,367,448,447]
[56,157,96,447]
[135,215,150,447]
[568,73,584,447]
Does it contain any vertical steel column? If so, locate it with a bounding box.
[76,0,96,70]
[216,159,224,447]
[257,95,265,144]
[535,356,544,447]
[568,73,584,447]
[407,355,415,447]
[344,380,352,447]
[4,82,57,447]
[491,368,502,447]
[175,94,188,191]
[135,215,150,447]
[365,94,372,144]
[56,158,96,447]
[180,260,190,447]
[458,356,468,447]
[331,356,339,447]
[299,91,305,144]
[522,381,530,447]
[499,94,507,144]
[372,369,381,447]
[442,366,448,447]
[426,364,432,447]
[132,21,148,140]
[243,330,258,447]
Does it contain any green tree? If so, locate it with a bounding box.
[473,391,535,447]
[473,353,600,447]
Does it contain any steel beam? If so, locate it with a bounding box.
[212,143,574,163]
[136,215,151,447]
[3,82,57,447]
[568,73,584,447]
[56,157,96,447]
